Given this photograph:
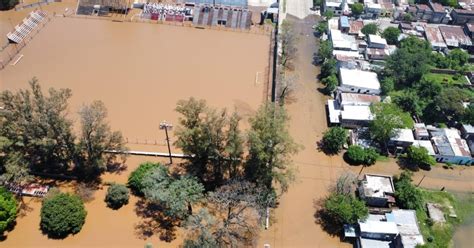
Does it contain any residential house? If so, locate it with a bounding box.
[451,8,474,25]
[330,29,358,51]
[379,0,395,18]
[338,68,381,94]
[428,1,450,24]
[413,140,436,155]
[464,23,474,38]
[414,123,430,140]
[430,128,474,164]
[349,20,365,38]
[358,174,396,207]
[424,26,448,51]
[367,34,387,49]
[460,124,474,156]
[365,48,390,60]
[339,15,350,32]
[415,4,433,21]
[388,128,415,152]
[327,92,380,127]
[323,0,343,16]
[439,25,473,48]
[387,210,425,248]
[365,3,382,19]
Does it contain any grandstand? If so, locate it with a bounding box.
[178,0,248,8]
[7,10,48,44]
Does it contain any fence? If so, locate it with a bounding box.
[15,0,58,11]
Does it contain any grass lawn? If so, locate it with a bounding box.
[416,190,474,247]
[423,73,468,85]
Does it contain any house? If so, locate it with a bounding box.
[357,210,424,248]
[464,23,474,39]
[379,0,395,18]
[367,34,387,49]
[338,68,381,94]
[387,210,425,248]
[330,29,358,51]
[460,124,474,140]
[336,91,381,106]
[365,48,390,60]
[388,128,415,151]
[413,123,430,140]
[339,15,350,32]
[415,4,433,21]
[327,92,380,127]
[358,174,396,207]
[424,26,447,51]
[430,128,474,164]
[324,0,343,16]
[428,2,450,24]
[413,140,436,155]
[349,20,365,37]
[365,3,382,19]
[439,25,472,48]
[451,8,474,25]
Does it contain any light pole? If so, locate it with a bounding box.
[159,121,173,165]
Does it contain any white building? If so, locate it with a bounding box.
[327,92,380,127]
[358,174,396,207]
[389,128,415,151]
[367,34,388,49]
[338,68,381,95]
[330,29,358,51]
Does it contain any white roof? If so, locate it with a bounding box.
[359,238,392,248]
[413,140,436,156]
[326,1,342,7]
[391,128,415,143]
[431,128,471,157]
[327,99,341,124]
[364,174,395,197]
[366,3,382,9]
[359,220,399,235]
[388,210,424,247]
[339,68,380,90]
[369,35,388,46]
[332,50,363,59]
[330,29,358,51]
[341,105,374,121]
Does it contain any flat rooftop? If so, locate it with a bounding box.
[339,68,380,90]
[362,174,395,197]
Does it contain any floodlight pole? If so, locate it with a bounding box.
[160,121,173,165]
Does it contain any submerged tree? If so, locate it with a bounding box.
[280,20,298,69]
[174,97,244,188]
[245,104,300,194]
[0,186,17,236]
[77,100,127,179]
[0,78,76,175]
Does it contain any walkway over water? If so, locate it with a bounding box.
[105,150,192,158]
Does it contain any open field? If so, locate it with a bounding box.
[0,17,270,151]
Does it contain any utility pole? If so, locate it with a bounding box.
[416,175,426,187]
[159,121,173,165]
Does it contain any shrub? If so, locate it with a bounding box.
[345,145,378,166]
[394,171,423,210]
[105,184,129,209]
[324,193,368,225]
[0,0,19,11]
[406,145,436,169]
[0,187,18,235]
[40,192,87,238]
[128,162,162,195]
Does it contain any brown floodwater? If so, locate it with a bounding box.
[0,9,270,248]
[0,16,270,151]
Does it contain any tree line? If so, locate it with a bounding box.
[0,79,127,184]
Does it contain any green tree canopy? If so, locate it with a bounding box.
[40,192,87,238]
[447,48,469,69]
[361,23,378,36]
[0,79,76,175]
[0,187,17,235]
[394,171,423,210]
[321,127,347,154]
[350,3,364,16]
[370,103,414,150]
[391,90,423,117]
[406,145,436,169]
[143,167,204,219]
[318,40,333,63]
[320,58,337,79]
[77,100,127,179]
[381,27,401,45]
[345,145,378,166]
[245,104,299,194]
[384,37,431,88]
[105,183,129,209]
[321,74,338,95]
[127,162,162,195]
[324,193,368,225]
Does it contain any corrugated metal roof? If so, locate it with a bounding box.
[439,25,472,47]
